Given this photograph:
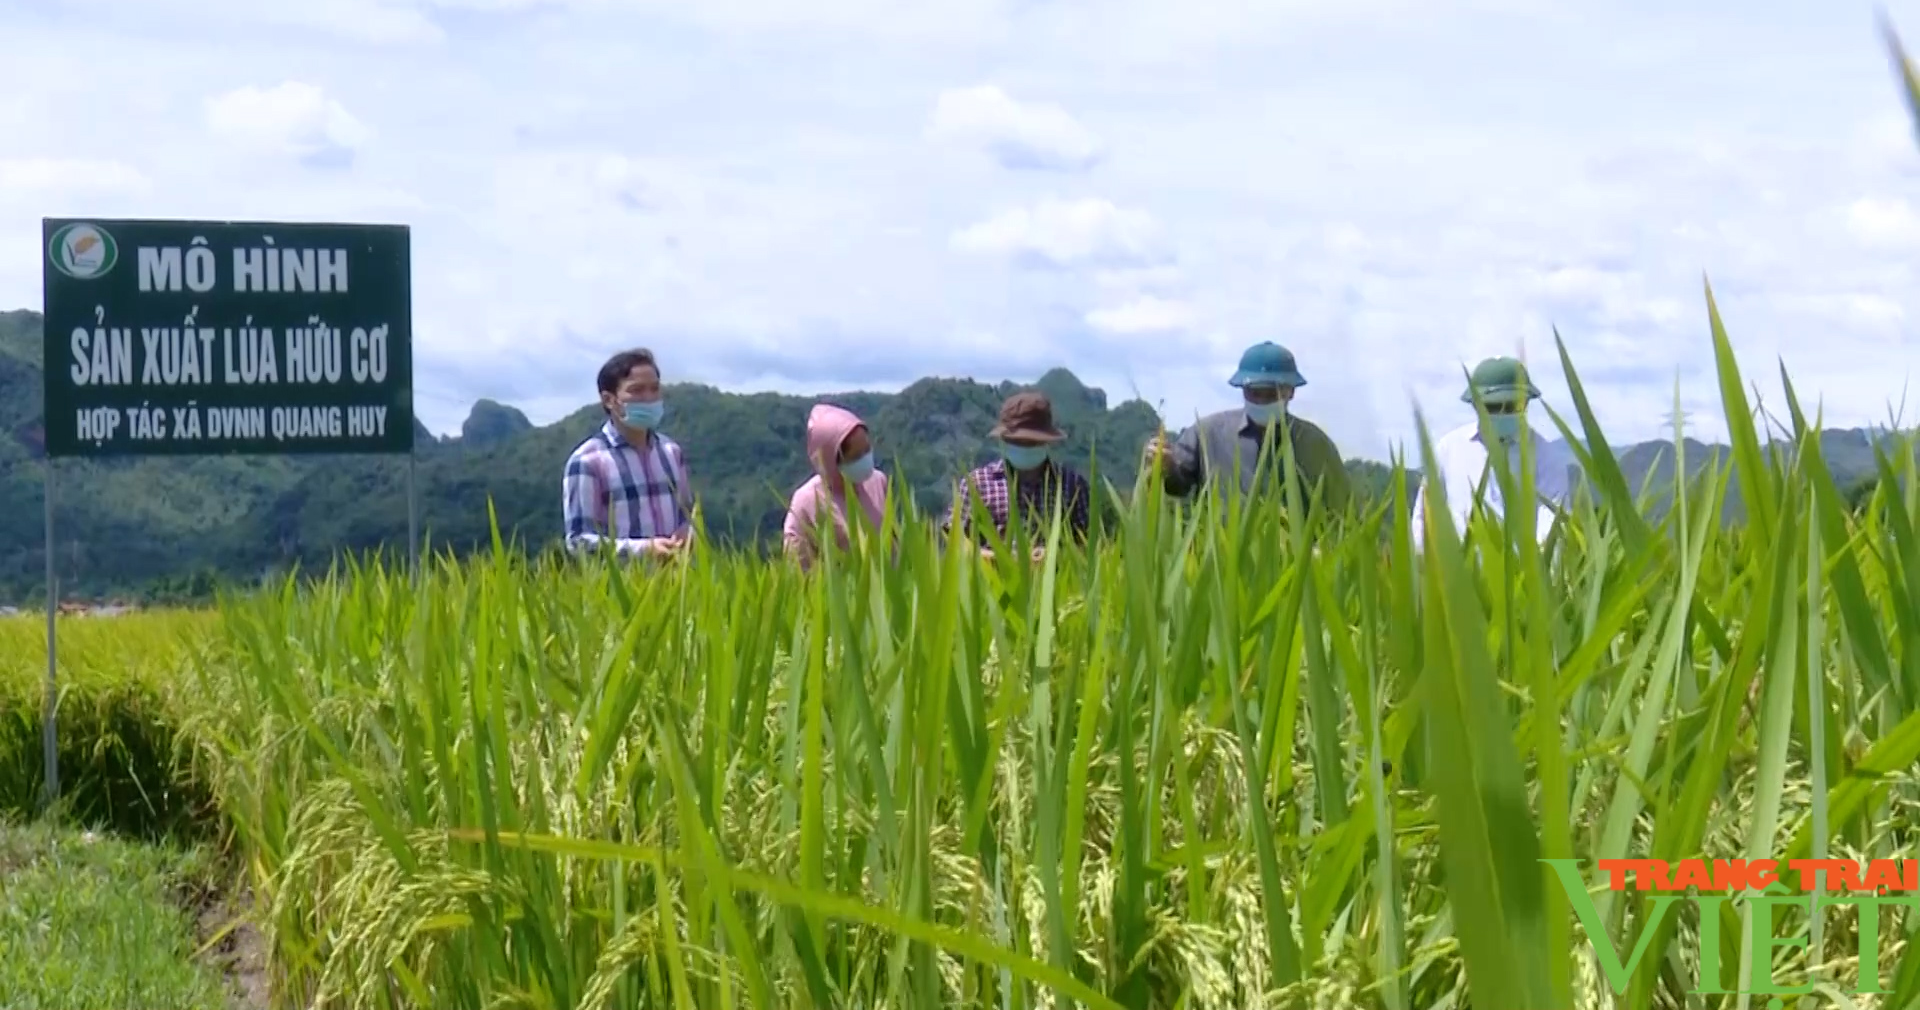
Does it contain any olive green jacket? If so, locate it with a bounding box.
[1160,408,1350,511]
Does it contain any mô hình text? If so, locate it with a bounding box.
[134,243,351,294]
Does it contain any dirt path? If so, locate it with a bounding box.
[188,883,273,1010]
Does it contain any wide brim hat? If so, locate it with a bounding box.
[1460,356,1542,407]
[988,390,1067,443]
[1228,341,1307,388]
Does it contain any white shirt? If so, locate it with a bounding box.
[1410,419,1577,550]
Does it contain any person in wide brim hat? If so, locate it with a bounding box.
[987,390,1068,443]
[1140,340,1350,510]
[947,390,1090,562]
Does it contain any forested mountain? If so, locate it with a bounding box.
[0,309,1895,602]
[2,309,1174,600]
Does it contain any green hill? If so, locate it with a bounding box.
[0,308,1894,603]
[1,309,1179,601]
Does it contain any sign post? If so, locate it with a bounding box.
[39,217,414,809]
[409,454,420,579]
[42,459,56,809]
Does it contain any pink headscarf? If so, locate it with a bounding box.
[782,404,888,571]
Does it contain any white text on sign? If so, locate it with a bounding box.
[136,243,350,294]
[67,324,392,387]
[69,405,390,445]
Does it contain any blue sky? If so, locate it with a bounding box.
[3,0,1919,460]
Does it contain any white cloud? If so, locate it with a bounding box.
[1092,265,1186,292]
[1854,112,1920,174]
[1844,196,1920,249]
[1777,292,1908,332]
[61,0,446,44]
[204,83,373,168]
[926,86,1104,172]
[57,0,1561,53]
[0,159,149,194]
[6,0,1920,452]
[1086,295,1195,334]
[951,198,1165,268]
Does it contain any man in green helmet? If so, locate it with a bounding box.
[1410,356,1578,550]
[1141,341,1350,511]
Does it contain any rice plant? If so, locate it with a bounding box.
[147,282,1920,1010]
[0,609,219,837]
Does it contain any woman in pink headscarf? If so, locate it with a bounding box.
[783,403,889,571]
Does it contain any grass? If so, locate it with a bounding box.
[0,818,235,1009]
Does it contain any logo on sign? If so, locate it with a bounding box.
[47,223,119,280]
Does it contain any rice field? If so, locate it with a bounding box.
[8,298,1920,1010]
[10,36,1920,1008]
[0,609,219,838]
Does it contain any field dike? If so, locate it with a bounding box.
[0,609,220,839]
[8,303,1920,1008]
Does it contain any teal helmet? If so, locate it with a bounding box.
[1460,356,1541,408]
[1228,341,1307,388]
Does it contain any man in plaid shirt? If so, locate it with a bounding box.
[562,348,695,558]
[945,391,1092,562]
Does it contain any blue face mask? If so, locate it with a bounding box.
[1486,414,1523,443]
[1245,398,1285,426]
[1002,443,1049,471]
[838,451,875,483]
[621,399,664,429]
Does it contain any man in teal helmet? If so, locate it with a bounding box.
[1410,355,1577,550]
[1142,341,1350,510]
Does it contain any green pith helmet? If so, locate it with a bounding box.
[1460,356,1541,408]
[1228,341,1307,388]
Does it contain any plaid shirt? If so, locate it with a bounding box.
[563,420,691,555]
[945,459,1092,546]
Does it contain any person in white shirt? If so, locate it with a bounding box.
[1411,356,1577,551]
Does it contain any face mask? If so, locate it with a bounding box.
[838,451,875,483]
[1245,399,1285,426]
[1002,443,1049,471]
[621,399,664,429]
[1485,414,1523,443]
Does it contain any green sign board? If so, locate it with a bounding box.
[40,217,413,458]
